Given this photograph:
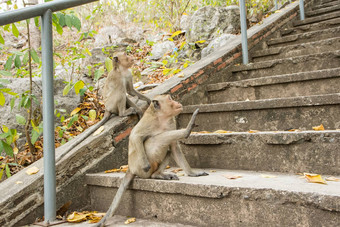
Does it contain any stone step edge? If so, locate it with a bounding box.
[230,50,340,72]
[306,3,340,17]
[206,67,340,92]
[312,0,340,10]
[293,10,340,26]
[252,37,340,58]
[86,169,340,212]
[267,26,340,46]
[184,130,340,145]
[182,93,340,113]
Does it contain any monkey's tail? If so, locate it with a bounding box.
[94,171,135,227]
[55,114,111,164]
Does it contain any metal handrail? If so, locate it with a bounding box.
[0,0,98,224]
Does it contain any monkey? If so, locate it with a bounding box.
[94,95,208,227]
[55,52,151,164]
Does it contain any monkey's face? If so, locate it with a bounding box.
[119,54,134,68]
[153,95,183,117]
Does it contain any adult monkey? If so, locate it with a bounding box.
[94,95,208,227]
[56,52,150,164]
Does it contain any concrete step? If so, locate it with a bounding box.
[267,26,340,48]
[206,68,340,103]
[293,10,340,27]
[179,93,340,131]
[312,0,340,10]
[281,17,340,36]
[230,50,340,80]
[86,169,340,227]
[180,131,340,175]
[306,3,340,17]
[252,37,340,62]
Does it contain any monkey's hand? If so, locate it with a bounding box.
[185,108,199,138]
[188,171,209,177]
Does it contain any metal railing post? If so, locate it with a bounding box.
[275,0,278,10]
[41,9,56,224]
[299,0,305,20]
[239,0,249,64]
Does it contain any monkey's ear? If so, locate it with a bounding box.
[113,56,119,63]
[152,100,160,110]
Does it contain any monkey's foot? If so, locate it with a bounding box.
[151,173,179,180]
[188,171,209,177]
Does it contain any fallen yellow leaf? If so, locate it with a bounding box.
[288,129,301,132]
[93,126,105,136]
[67,212,88,223]
[177,173,185,177]
[312,124,325,131]
[177,73,185,78]
[171,168,183,173]
[213,130,233,133]
[125,217,136,224]
[304,173,327,184]
[105,165,129,173]
[15,181,23,184]
[261,174,277,178]
[210,170,216,173]
[224,174,242,179]
[26,166,40,175]
[166,165,171,169]
[325,176,340,182]
[248,130,260,133]
[70,107,81,116]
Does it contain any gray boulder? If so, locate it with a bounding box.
[201,34,237,58]
[149,41,176,60]
[94,25,127,46]
[186,5,240,43]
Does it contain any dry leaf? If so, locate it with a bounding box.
[213,130,233,133]
[93,126,105,136]
[171,168,183,173]
[288,129,301,132]
[26,166,39,175]
[261,174,277,178]
[195,131,211,134]
[248,130,260,133]
[105,165,129,173]
[210,170,216,173]
[224,174,242,179]
[177,173,185,177]
[312,124,325,131]
[304,173,327,184]
[125,217,136,224]
[177,73,184,78]
[70,107,81,116]
[67,212,88,223]
[15,181,23,184]
[166,165,171,169]
[325,176,340,182]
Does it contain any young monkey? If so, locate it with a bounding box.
[55,52,150,164]
[94,95,208,227]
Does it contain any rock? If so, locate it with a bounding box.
[186,5,240,43]
[94,25,127,46]
[149,41,176,60]
[201,34,237,58]
[180,14,191,32]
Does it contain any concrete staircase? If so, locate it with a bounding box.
[85,1,340,226]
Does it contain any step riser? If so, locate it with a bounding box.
[179,104,340,131]
[293,10,340,26]
[253,40,340,62]
[282,18,340,36]
[231,55,339,80]
[268,29,340,48]
[306,5,340,17]
[312,1,340,10]
[179,132,340,175]
[89,185,339,227]
[207,77,340,103]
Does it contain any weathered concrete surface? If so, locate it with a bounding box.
[86,169,340,227]
[293,10,340,26]
[206,68,340,102]
[180,93,340,131]
[313,0,340,10]
[179,131,340,175]
[306,3,340,16]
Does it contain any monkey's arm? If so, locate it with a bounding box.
[93,171,135,227]
[126,97,143,119]
[128,88,151,104]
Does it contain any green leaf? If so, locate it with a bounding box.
[74,80,85,95]
[0,33,4,44]
[65,14,72,29]
[5,164,11,178]
[31,129,41,144]
[15,114,26,125]
[63,83,72,96]
[0,70,12,77]
[0,79,10,85]
[85,48,92,56]
[34,17,39,27]
[79,88,87,96]
[105,57,113,72]
[67,114,78,128]
[0,141,13,157]
[4,56,13,70]
[0,92,5,106]
[89,109,96,121]
[14,55,21,68]
[71,15,81,31]
[22,51,29,65]
[0,168,3,180]
[56,23,63,35]
[30,49,40,63]
[81,115,88,121]
[58,14,65,27]
[10,97,16,110]
[12,23,19,38]
[94,67,104,81]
